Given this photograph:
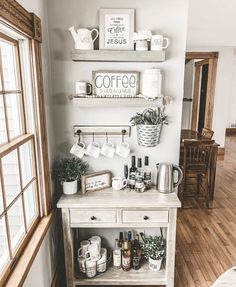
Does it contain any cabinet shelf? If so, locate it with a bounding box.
[72,50,166,62]
[72,96,164,108]
[75,263,166,285]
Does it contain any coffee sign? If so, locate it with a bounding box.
[99,9,135,50]
[93,71,139,97]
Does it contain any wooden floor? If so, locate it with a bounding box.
[175,135,236,286]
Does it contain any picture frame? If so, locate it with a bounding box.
[81,170,112,194]
[99,8,135,50]
[92,70,140,98]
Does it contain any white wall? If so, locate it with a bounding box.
[47,0,189,179]
[187,0,236,147]
[16,1,57,286]
[181,60,194,129]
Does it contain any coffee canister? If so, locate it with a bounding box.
[142,68,162,100]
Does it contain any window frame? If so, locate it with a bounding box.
[0,0,52,285]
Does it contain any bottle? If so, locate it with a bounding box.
[132,240,141,270]
[122,240,131,271]
[113,239,121,269]
[124,164,129,180]
[118,232,124,248]
[137,158,144,179]
[144,156,152,190]
[127,231,132,243]
[129,156,137,189]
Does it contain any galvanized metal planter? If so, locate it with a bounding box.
[137,124,162,147]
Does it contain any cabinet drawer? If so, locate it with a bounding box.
[122,210,168,223]
[70,209,117,224]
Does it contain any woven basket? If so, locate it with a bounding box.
[137,124,162,147]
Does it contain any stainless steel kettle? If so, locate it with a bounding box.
[156,162,183,193]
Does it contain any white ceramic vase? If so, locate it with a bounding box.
[63,180,77,195]
[149,257,162,271]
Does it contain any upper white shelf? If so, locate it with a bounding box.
[72,50,166,62]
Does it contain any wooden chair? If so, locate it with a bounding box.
[201,127,214,139]
[179,140,213,208]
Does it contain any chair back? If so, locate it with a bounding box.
[201,127,214,139]
[183,140,213,169]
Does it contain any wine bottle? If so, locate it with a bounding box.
[122,240,131,271]
[113,239,121,269]
[129,156,137,189]
[144,156,152,190]
[118,231,124,248]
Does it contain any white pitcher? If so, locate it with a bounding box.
[68,26,99,50]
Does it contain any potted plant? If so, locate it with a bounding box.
[54,157,89,195]
[140,232,166,271]
[130,107,168,147]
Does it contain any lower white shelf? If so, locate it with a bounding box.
[73,96,164,108]
[75,263,167,286]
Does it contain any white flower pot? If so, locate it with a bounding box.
[63,180,77,195]
[149,257,162,271]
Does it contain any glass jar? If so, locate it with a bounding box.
[142,68,162,100]
[135,176,145,193]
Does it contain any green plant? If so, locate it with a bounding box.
[54,157,89,183]
[140,232,166,261]
[130,108,168,126]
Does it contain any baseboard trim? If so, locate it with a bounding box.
[226,128,236,136]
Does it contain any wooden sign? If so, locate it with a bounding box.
[93,70,139,98]
[81,170,112,194]
[99,9,135,50]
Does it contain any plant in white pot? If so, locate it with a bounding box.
[140,232,166,272]
[55,157,89,195]
[130,107,168,147]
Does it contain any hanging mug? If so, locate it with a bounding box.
[70,139,86,159]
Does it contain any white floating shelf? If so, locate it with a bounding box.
[75,264,166,285]
[72,96,164,108]
[72,50,166,62]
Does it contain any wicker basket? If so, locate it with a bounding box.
[137,124,162,147]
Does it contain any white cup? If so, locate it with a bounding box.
[78,256,86,273]
[70,140,86,159]
[85,142,100,158]
[115,142,130,158]
[85,243,101,262]
[89,236,101,252]
[101,142,115,158]
[78,240,90,258]
[112,177,127,191]
[151,35,169,51]
[75,81,92,95]
[97,248,107,273]
[85,260,97,278]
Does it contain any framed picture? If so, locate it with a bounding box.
[99,8,135,50]
[92,70,139,97]
[81,170,112,194]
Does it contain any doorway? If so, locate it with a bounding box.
[181,52,218,132]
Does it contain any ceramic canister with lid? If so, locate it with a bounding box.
[142,68,162,99]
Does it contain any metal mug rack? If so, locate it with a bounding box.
[73,125,131,137]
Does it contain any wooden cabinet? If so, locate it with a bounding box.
[57,188,181,287]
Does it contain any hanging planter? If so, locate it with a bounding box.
[130,108,168,147]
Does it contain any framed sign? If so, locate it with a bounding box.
[81,170,112,194]
[93,70,139,98]
[99,9,135,50]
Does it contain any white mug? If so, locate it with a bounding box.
[78,240,90,258]
[112,177,127,191]
[89,236,101,251]
[97,248,107,273]
[70,140,86,159]
[85,260,97,278]
[115,142,130,158]
[85,142,100,158]
[85,243,100,262]
[151,35,169,51]
[75,81,92,95]
[78,256,86,273]
[101,142,115,158]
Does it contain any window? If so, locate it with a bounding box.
[0,33,40,281]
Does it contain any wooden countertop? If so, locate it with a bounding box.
[57,187,181,209]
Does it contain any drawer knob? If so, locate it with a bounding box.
[90,216,96,221]
[143,216,149,220]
